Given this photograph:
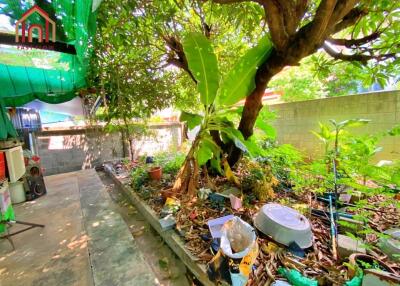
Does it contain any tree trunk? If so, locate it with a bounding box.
[227,49,287,166]
[121,129,129,158]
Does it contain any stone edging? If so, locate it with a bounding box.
[104,165,214,286]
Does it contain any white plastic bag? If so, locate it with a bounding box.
[220,216,256,259]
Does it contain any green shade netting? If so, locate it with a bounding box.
[0,49,85,106]
[0,0,98,107]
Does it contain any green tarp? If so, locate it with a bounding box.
[0,0,98,107]
[0,0,99,139]
[0,99,18,139]
[0,50,84,106]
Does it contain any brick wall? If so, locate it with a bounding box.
[269,90,400,161]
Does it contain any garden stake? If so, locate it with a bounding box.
[328,192,338,261]
[330,157,339,260]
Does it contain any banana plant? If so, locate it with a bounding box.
[172,32,272,196]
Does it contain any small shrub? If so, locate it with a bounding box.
[131,166,149,191]
[154,152,186,176]
[241,158,278,201]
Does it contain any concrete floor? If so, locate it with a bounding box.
[97,172,190,286]
[0,170,169,286]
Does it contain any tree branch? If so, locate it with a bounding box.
[262,1,289,50]
[330,0,360,25]
[163,35,197,83]
[210,0,251,3]
[307,0,337,43]
[294,0,309,28]
[323,42,396,64]
[273,0,297,36]
[328,32,381,48]
[332,7,367,34]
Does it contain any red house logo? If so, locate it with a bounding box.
[15,5,56,43]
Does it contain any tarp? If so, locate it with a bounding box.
[0,0,99,139]
[0,0,98,107]
[0,99,18,139]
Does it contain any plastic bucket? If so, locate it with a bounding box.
[9,180,26,204]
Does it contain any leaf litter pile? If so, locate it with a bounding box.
[115,160,400,285]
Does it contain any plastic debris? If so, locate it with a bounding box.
[272,281,292,286]
[229,194,242,210]
[378,228,400,262]
[145,156,154,163]
[277,267,318,286]
[198,188,212,200]
[220,216,256,259]
[160,197,180,217]
[207,240,258,286]
[288,241,305,258]
[209,193,225,210]
[207,215,235,239]
[344,270,363,286]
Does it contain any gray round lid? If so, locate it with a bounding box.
[261,203,310,231]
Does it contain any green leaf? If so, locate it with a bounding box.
[255,119,276,139]
[320,122,332,139]
[210,158,223,175]
[388,124,400,136]
[196,141,213,166]
[195,133,221,166]
[179,111,203,130]
[360,165,392,181]
[202,136,222,156]
[391,172,400,186]
[182,32,219,105]
[220,127,260,157]
[217,36,272,106]
[335,119,371,129]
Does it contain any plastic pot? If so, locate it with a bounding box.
[148,166,162,180]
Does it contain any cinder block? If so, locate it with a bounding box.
[338,234,366,259]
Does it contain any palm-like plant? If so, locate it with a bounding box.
[172,32,273,197]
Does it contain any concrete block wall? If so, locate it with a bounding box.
[34,129,124,175]
[130,123,183,157]
[34,123,183,175]
[269,90,400,161]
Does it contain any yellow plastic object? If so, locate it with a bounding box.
[239,242,258,277]
[223,160,240,186]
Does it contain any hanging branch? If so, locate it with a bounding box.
[322,43,397,64]
[327,32,381,48]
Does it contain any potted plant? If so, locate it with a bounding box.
[148,166,162,180]
[147,157,162,180]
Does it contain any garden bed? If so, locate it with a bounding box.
[104,156,400,286]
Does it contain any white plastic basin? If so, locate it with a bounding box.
[254,203,313,249]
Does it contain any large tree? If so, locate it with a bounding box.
[93,0,399,166]
[149,0,398,165]
[201,0,399,164]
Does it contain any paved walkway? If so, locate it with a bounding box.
[0,169,157,286]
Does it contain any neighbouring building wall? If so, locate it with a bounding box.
[269,90,400,161]
[34,123,183,175]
